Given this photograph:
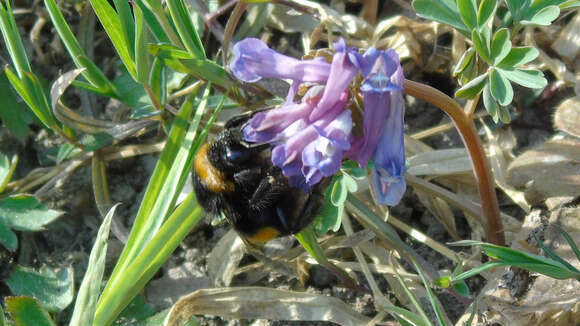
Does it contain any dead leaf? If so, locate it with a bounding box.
[207,230,245,287]
[507,138,580,207]
[554,98,580,138]
[407,148,471,176]
[552,12,580,60]
[146,263,212,308]
[164,287,371,326]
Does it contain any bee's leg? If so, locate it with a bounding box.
[233,168,264,192]
[247,175,285,210]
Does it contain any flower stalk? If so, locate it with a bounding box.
[404,80,505,246]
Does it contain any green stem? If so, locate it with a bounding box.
[404,79,506,246]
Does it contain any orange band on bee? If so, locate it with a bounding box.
[246,227,281,243]
[194,143,235,193]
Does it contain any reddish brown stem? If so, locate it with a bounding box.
[404,79,506,246]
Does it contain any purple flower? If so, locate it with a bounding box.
[360,49,407,205]
[231,38,331,83]
[356,48,404,167]
[309,39,360,121]
[231,37,407,206]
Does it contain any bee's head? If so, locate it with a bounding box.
[208,127,270,175]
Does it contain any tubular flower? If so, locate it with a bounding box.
[230,38,407,206]
[359,48,407,205]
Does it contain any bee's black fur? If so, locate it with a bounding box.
[192,111,326,243]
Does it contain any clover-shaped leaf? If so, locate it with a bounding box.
[413,0,469,34]
[498,46,539,67]
[521,5,560,25]
[477,0,498,27]
[491,28,511,65]
[458,0,478,30]
[497,67,547,88]
[489,68,513,106]
[455,72,488,98]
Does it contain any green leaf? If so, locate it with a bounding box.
[44,0,118,96]
[0,195,63,232]
[452,280,470,296]
[491,28,511,65]
[533,233,580,274]
[472,29,491,64]
[412,260,448,326]
[0,154,17,193]
[0,71,33,140]
[161,57,233,90]
[148,58,166,107]
[94,195,203,326]
[89,0,136,77]
[477,0,498,27]
[0,218,17,251]
[166,0,206,58]
[521,5,560,25]
[56,143,81,164]
[6,265,74,312]
[455,72,488,98]
[435,275,451,287]
[498,105,511,123]
[5,297,56,326]
[0,0,32,76]
[497,67,547,88]
[489,69,513,106]
[134,4,149,84]
[113,294,154,325]
[96,86,210,325]
[454,48,476,77]
[113,0,136,57]
[458,0,478,29]
[555,226,580,263]
[561,0,580,8]
[413,0,469,34]
[482,82,500,123]
[132,0,169,42]
[498,46,539,67]
[113,72,151,109]
[4,69,59,132]
[505,0,528,21]
[69,205,117,326]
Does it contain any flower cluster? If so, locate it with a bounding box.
[230,38,406,206]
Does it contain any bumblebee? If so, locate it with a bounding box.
[192,112,326,244]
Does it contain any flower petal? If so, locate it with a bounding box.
[357,48,405,167]
[309,39,360,121]
[231,38,331,83]
[370,83,406,206]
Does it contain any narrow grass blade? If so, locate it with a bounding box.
[68,204,118,326]
[94,195,203,326]
[534,233,580,273]
[98,84,208,318]
[390,255,432,326]
[133,0,169,43]
[134,4,149,84]
[0,0,32,76]
[166,0,206,58]
[44,0,118,97]
[555,226,580,262]
[89,0,136,77]
[412,260,447,326]
[112,0,135,56]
